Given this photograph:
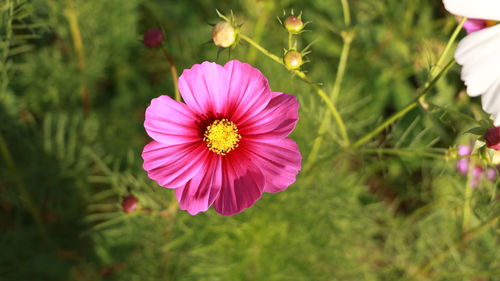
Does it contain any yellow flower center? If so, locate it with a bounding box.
[203,119,241,155]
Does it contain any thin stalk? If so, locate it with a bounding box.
[239,33,350,146]
[161,47,180,101]
[303,32,354,171]
[340,0,351,26]
[65,0,89,116]
[288,32,293,50]
[431,17,466,77]
[462,172,473,232]
[353,59,455,148]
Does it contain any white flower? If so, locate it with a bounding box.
[443,0,500,126]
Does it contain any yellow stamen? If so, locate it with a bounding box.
[203,119,241,155]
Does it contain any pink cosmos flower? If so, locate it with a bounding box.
[141,60,301,216]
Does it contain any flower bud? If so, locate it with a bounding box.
[284,16,304,34]
[122,195,139,213]
[485,126,500,150]
[284,51,303,70]
[143,28,164,48]
[212,21,237,48]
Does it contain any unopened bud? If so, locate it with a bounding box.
[485,127,500,150]
[143,28,164,48]
[212,22,237,48]
[284,51,303,70]
[284,16,304,34]
[122,195,139,213]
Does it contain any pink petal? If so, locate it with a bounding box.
[243,138,301,193]
[142,141,207,188]
[238,92,299,139]
[213,151,266,216]
[144,95,201,145]
[223,60,272,123]
[175,154,222,215]
[177,60,272,121]
[177,61,229,116]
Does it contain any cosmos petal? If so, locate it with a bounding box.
[455,25,500,96]
[175,154,222,215]
[144,95,201,145]
[239,92,299,139]
[178,61,229,116]
[443,0,500,21]
[142,141,208,188]
[214,152,265,216]
[223,60,272,123]
[244,138,302,193]
[482,78,500,126]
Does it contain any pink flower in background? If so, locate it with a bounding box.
[470,165,483,189]
[456,144,472,175]
[142,60,301,216]
[462,18,487,34]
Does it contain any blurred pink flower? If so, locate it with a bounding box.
[470,165,483,189]
[485,168,497,181]
[142,60,301,216]
[456,144,472,175]
[462,18,487,34]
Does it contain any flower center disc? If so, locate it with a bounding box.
[203,119,241,155]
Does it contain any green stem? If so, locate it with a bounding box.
[462,171,473,232]
[288,32,293,50]
[239,33,350,146]
[239,34,283,65]
[161,47,180,101]
[353,59,455,148]
[303,32,354,171]
[340,0,351,26]
[431,17,466,77]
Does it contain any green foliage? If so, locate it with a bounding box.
[0,0,498,281]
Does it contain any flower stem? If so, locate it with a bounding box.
[340,0,351,26]
[303,31,354,171]
[65,0,90,116]
[431,17,466,77]
[353,59,455,148]
[239,33,350,146]
[161,47,180,101]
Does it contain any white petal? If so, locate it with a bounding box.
[482,77,500,114]
[455,25,500,97]
[443,0,500,21]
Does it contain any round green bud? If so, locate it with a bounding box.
[212,21,237,48]
[284,16,304,34]
[284,51,303,70]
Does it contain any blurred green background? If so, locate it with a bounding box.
[1,0,498,280]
